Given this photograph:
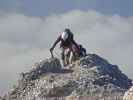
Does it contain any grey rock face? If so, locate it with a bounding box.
[2,54,132,100]
[20,58,62,81]
[80,54,132,89]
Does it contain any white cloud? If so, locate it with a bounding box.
[0,10,133,95]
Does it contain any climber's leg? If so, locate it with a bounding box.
[61,47,66,66]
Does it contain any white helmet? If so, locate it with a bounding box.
[61,31,68,41]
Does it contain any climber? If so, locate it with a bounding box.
[50,28,80,66]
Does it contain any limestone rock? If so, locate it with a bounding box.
[2,54,132,100]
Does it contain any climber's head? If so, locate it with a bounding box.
[61,31,69,41]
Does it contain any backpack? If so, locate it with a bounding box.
[79,45,86,57]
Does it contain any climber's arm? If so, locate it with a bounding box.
[50,35,61,52]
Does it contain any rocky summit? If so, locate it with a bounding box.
[1,54,132,100]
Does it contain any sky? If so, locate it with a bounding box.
[0,0,133,96]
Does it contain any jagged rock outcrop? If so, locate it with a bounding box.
[2,54,132,100]
[123,86,133,100]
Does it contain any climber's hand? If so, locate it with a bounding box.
[50,47,54,52]
[50,48,54,58]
